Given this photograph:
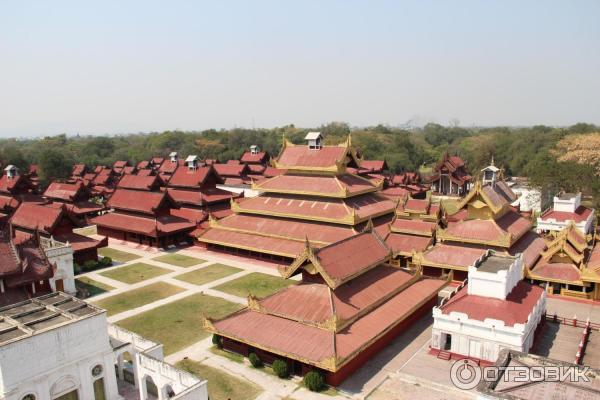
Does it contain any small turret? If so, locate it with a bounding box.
[4,165,18,180]
[169,152,178,163]
[305,132,323,150]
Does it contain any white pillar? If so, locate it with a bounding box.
[117,353,124,381]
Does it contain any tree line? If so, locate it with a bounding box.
[1,122,598,208]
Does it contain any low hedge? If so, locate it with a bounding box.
[272,359,288,378]
[303,370,325,392]
[248,353,263,368]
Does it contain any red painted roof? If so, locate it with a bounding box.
[199,228,308,256]
[44,181,85,201]
[170,207,206,224]
[532,262,581,282]
[213,163,249,177]
[509,231,546,268]
[240,151,269,164]
[113,160,128,169]
[277,145,347,169]
[137,169,154,177]
[390,218,436,235]
[257,174,377,197]
[92,212,195,236]
[380,187,409,200]
[212,277,443,366]
[0,195,20,210]
[588,245,600,271]
[167,187,233,206]
[540,206,593,223]
[445,210,531,244]
[359,160,387,172]
[247,164,266,174]
[117,174,162,191]
[168,166,221,188]
[137,160,150,169]
[423,243,487,268]
[72,164,86,177]
[63,201,104,216]
[92,169,112,185]
[441,281,545,326]
[0,175,30,194]
[211,214,357,243]
[263,167,286,177]
[107,189,173,215]
[314,231,390,281]
[54,232,107,252]
[237,193,394,222]
[385,232,432,254]
[10,203,65,234]
[158,160,181,174]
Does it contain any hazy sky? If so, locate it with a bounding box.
[1,1,599,137]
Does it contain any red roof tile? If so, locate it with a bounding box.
[440,281,545,326]
[240,151,269,164]
[168,166,222,188]
[540,206,593,223]
[390,218,436,235]
[0,195,19,210]
[256,174,377,197]
[72,164,86,177]
[44,181,85,201]
[117,174,162,191]
[213,163,249,177]
[107,189,174,215]
[92,212,195,236]
[277,145,348,169]
[10,203,66,234]
[422,243,487,268]
[385,233,433,255]
[531,262,581,282]
[313,232,390,282]
[199,228,307,257]
[54,232,107,252]
[509,231,546,268]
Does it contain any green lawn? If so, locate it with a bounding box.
[176,359,262,400]
[213,272,296,299]
[98,247,141,263]
[75,277,114,297]
[174,264,242,286]
[99,262,170,284]
[209,346,244,363]
[153,253,205,267]
[116,293,242,354]
[93,282,185,316]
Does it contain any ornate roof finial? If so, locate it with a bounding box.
[491,155,495,166]
[363,217,374,233]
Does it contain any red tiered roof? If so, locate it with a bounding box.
[168,166,222,188]
[385,233,432,255]
[72,164,86,177]
[91,212,195,236]
[276,145,347,169]
[44,181,86,202]
[539,206,593,223]
[107,189,176,215]
[10,203,67,234]
[240,151,269,164]
[213,163,249,178]
[167,187,234,206]
[255,174,377,197]
[421,243,487,268]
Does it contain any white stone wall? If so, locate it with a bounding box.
[137,354,207,400]
[510,186,541,212]
[45,243,76,295]
[553,193,581,213]
[216,184,259,198]
[431,289,546,362]
[0,314,120,400]
[468,254,523,300]
[537,214,594,234]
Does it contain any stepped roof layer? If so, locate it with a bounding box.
[385,232,433,256]
[10,203,68,235]
[232,193,395,225]
[272,136,360,172]
[440,281,544,326]
[529,224,588,283]
[539,205,593,223]
[240,150,269,164]
[167,187,234,206]
[206,230,445,371]
[252,173,380,198]
[389,218,437,236]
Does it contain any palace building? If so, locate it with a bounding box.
[427,153,471,196]
[205,230,445,386]
[91,189,196,248]
[384,195,441,268]
[431,251,546,362]
[527,223,600,300]
[537,192,595,235]
[197,133,397,263]
[43,181,105,224]
[413,172,546,282]
[10,202,107,264]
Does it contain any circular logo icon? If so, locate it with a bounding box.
[450,359,482,390]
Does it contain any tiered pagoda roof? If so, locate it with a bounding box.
[528,223,589,284]
[205,230,445,375]
[197,135,396,259]
[414,180,546,277]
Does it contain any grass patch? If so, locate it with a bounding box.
[153,253,205,267]
[174,264,242,286]
[209,346,244,364]
[214,272,296,299]
[116,293,242,355]
[98,247,140,263]
[176,359,262,400]
[93,282,184,316]
[99,262,170,284]
[75,276,114,297]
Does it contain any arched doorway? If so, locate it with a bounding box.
[143,375,158,400]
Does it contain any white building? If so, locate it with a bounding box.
[537,192,595,234]
[0,292,208,400]
[506,177,542,213]
[431,251,546,362]
[40,237,76,295]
